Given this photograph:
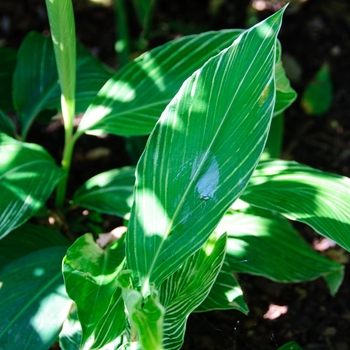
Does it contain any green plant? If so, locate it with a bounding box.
[0,2,349,350]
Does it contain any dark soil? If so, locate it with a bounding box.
[1,0,350,349]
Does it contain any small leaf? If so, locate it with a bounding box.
[72,166,135,218]
[275,59,297,116]
[0,246,72,350]
[241,159,350,253]
[63,234,126,350]
[160,232,227,350]
[301,63,333,115]
[127,8,285,293]
[278,341,303,350]
[0,133,64,239]
[218,207,344,295]
[196,261,248,314]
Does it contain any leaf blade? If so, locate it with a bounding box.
[126,8,285,292]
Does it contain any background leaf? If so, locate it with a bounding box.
[0,109,16,137]
[126,8,285,292]
[159,232,227,350]
[0,47,17,111]
[13,32,112,138]
[72,166,135,218]
[0,223,69,268]
[301,63,333,115]
[218,207,344,295]
[63,234,126,350]
[0,246,72,350]
[0,133,64,239]
[241,159,350,253]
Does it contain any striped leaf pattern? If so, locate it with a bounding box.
[218,207,344,295]
[241,159,350,252]
[0,133,64,239]
[160,232,227,350]
[77,29,243,137]
[63,234,126,350]
[72,166,135,218]
[126,8,285,293]
[195,261,248,313]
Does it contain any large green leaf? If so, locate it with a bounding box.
[72,166,135,218]
[0,133,64,239]
[219,207,344,295]
[0,246,72,350]
[63,234,126,350]
[13,32,112,138]
[76,29,243,137]
[195,261,248,314]
[0,47,17,111]
[0,223,69,268]
[241,159,350,253]
[159,232,227,350]
[126,8,285,293]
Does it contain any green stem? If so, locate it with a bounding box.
[55,96,76,208]
[115,0,130,68]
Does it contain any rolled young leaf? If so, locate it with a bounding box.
[241,159,350,253]
[126,8,286,294]
[63,234,126,350]
[0,133,64,239]
[218,206,344,295]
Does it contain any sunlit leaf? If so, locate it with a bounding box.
[0,133,64,239]
[13,32,112,138]
[63,234,126,350]
[72,166,135,218]
[218,207,344,295]
[160,232,227,350]
[77,29,243,137]
[261,113,284,160]
[241,159,350,253]
[127,8,285,293]
[196,261,248,314]
[0,246,71,350]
